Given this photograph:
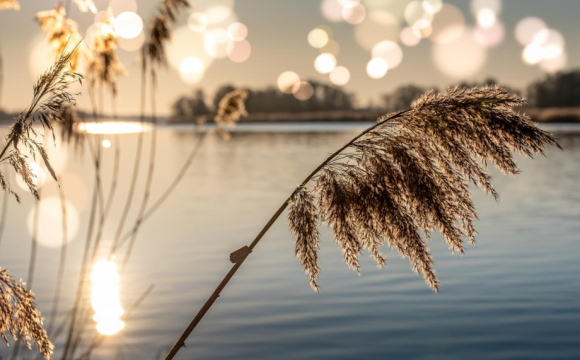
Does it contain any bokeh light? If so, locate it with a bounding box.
[522,43,544,65]
[342,3,366,25]
[320,39,340,56]
[167,26,214,70]
[400,26,421,46]
[308,28,330,49]
[429,3,465,45]
[404,1,433,26]
[188,12,209,32]
[412,19,433,38]
[533,29,565,60]
[227,22,248,41]
[179,57,205,83]
[27,197,79,248]
[471,0,502,15]
[371,41,403,69]
[330,66,351,86]
[366,57,389,79]
[540,52,567,73]
[278,71,301,94]
[321,0,345,22]
[91,260,125,335]
[474,21,505,48]
[204,28,229,59]
[292,81,314,101]
[476,8,496,28]
[226,39,251,63]
[118,32,145,51]
[354,10,400,51]
[433,29,487,79]
[205,5,233,24]
[314,53,337,74]
[102,139,112,148]
[515,17,547,46]
[114,12,143,39]
[422,0,443,14]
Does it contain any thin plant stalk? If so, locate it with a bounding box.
[162,109,410,360]
[0,190,8,248]
[46,176,69,337]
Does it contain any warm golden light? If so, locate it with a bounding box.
[277,71,301,94]
[102,139,112,148]
[366,57,389,79]
[308,28,330,49]
[476,9,496,29]
[314,53,337,74]
[114,11,143,39]
[372,41,403,69]
[91,260,124,336]
[329,66,351,86]
[77,121,150,135]
[188,12,209,32]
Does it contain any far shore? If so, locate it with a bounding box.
[2,107,580,125]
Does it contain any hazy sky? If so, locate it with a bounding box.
[0,0,579,115]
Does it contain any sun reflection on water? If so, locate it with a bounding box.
[91,260,125,336]
[76,121,150,135]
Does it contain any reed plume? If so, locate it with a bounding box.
[0,45,83,201]
[36,5,84,72]
[0,0,19,11]
[164,86,559,359]
[214,89,248,140]
[0,267,53,359]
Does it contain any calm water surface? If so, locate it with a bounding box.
[0,123,578,359]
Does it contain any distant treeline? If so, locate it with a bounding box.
[171,70,580,120]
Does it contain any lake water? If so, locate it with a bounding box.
[0,123,578,360]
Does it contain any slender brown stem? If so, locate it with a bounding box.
[0,190,8,248]
[163,110,409,360]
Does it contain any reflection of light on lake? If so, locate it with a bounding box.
[91,260,125,336]
[77,121,150,135]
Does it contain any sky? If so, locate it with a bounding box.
[0,0,579,116]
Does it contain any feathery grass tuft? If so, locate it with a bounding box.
[214,89,248,140]
[0,267,53,359]
[288,85,559,292]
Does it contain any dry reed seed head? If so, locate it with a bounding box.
[215,90,249,127]
[0,0,19,10]
[73,0,97,13]
[0,268,53,359]
[59,106,85,149]
[289,187,321,291]
[85,8,126,94]
[1,46,82,201]
[144,0,189,68]
[287,86,558,292]
[36,5,86,72]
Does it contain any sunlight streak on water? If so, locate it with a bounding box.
[77,121,150,135]
[91,260,125,336]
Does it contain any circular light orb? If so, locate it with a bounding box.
[429,3,465,45]
[314,53,337,74]
[278,71,300,94]
[330,66,351,86]
[204,5,233,24]
[167,26,214,70]
[227,22,248,41]
[321,0,345,22]
[476,8,496,28]
[432,29,487,79]
[471,0,501,15]
[292,81,315,101]
[320,39,340,56]
[522,43,543,65]
[27,197,79,248]
[102,139,112,148]
[366,57,389,79]
[308,28,330,49]
[515,17,547,46]
[16,163,46,192]
[371,41,403,69]
[400,26,421,46]
[188,12,209,32]
[405,1,433,26]
[226,39,251,63]
[114,12,143,39]
[204,28,229,59]
[179,57,205,84]
[413,19,433,38]
[108,0,137,16]
[533,29,565,60]
[422,0,443,14]
[354,10,400,51]
[118,32,145,51]
[474,21,504,48]
[541,52,567,73]
[342,3,367,25]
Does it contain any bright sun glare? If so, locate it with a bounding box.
[91,260,125,336]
